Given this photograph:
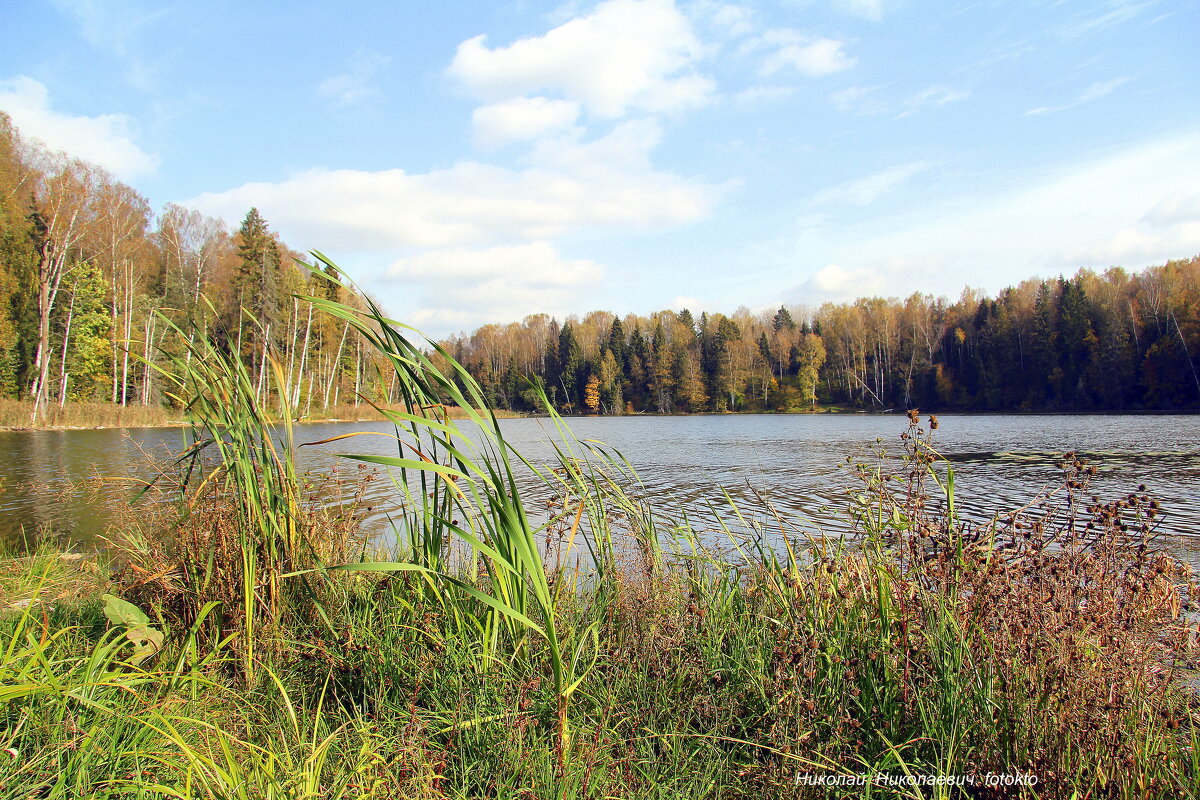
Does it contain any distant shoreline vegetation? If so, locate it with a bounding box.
[440,255,1200,416]
[5,401,1198,434]
[1,111,1197,426]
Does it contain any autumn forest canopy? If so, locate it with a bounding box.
[1,110,1198,421]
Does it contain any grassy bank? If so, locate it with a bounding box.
[0,399,525,432]
[0,399,181,431]
[1,260,1197,798]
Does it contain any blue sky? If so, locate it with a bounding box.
[2,0,1198,336]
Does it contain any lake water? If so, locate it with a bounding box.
[1,414,1197,556]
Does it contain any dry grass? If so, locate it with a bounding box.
[0,398,526,433]
[0,398,181,431]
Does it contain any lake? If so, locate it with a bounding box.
[1,413,1197,557]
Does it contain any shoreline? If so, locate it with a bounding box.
[2,405,1196,433]
[0,406,530,434]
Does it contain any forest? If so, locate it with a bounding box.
[0,112,376,423]
[2,109,1198,422]
[445,253,1200,415]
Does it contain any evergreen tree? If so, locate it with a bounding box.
[556,321,582,411]
[678,308,696,335]
[234,207,282,328]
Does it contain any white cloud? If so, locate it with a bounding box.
[317,50,391,105]
[806,263,888,297]
[758,31,855,77]
[1026,76,1130,115]
[447,0,713,118]
[0,76,159,179]
[813,161,932,206]
[525,118,663,171]
[472,96,581,148]
[187,121,718,251]
[186,119,721,336]
[390,242,604,333]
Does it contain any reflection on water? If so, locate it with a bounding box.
[1,414,1197,558]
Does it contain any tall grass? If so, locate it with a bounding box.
[0,398,179,431]
[1,257,1198,798]
[146,306,307,684]
[295,254,607,767]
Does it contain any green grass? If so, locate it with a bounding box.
[1,257,1197,799]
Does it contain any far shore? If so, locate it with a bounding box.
[0,401,1194,434]
[0,400,528,434]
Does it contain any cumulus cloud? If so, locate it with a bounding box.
[189,47,724,337]
[389,242,603,333]
[447,0,713,118]
[805,263,888,298]
[525,118,664,171]
[317,50,391,105]
[187,121,718,251]
[186,119,719,335]
[757,30,855,77]
[472,96,581,148]
[672,295,706,311]
[813,161,932,206]
[0,76,159,179]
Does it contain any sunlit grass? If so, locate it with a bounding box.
[0,398,180,431]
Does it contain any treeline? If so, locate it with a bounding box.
[0,113,388,422]
[440,257,1200,414]
[435,307,827,414]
